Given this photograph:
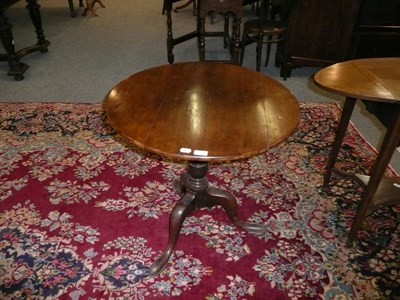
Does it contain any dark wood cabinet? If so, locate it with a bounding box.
[280,0,400,78]
[278,0,400,132]
[350,0,400,58]
[352,0,400,133]
[280,0,361,78]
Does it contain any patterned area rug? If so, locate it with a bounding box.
[0,102,399,299]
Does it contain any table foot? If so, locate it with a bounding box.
[148,161,267,276]
[4,61,29,81]
[1,7,49,80]
[82,0,105,16]
[206,186,268,234]
[148,192,197,277]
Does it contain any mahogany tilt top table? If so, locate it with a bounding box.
[105,62,300,276]
[313,57,400,242]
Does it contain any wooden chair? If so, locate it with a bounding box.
[198,0,243,64]
[239,0,287,71]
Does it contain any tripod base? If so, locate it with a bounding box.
[148,161,267,277]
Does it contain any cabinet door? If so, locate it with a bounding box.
[282,0,361,77]
[351,0,400,58]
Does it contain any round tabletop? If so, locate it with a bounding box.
[104,62,300,162]
[313,57,400,103]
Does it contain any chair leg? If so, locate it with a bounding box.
[223,13,229,49]
[198,16,206,61]
[256,46,261,71]
[83,0,97,16]
[67,0,76,17]
[280,58,292,79]
[95,0,105,8]
[231,17,241,65]
[252,0,260,11]
[264,36,273,67]
[239,32,247,66]
[255,36,263,71]
[83,0,105,16]
[192,0,197,15]
[275,40,283,67]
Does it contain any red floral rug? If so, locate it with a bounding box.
[0,102,399,299]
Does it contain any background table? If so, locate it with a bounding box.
[314,57,400,242]
[0,0,50,80]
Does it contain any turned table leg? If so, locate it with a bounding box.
[0,10,29,81]
[323,97,357,189]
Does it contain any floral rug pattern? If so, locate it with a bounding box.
[0,102,399,299]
